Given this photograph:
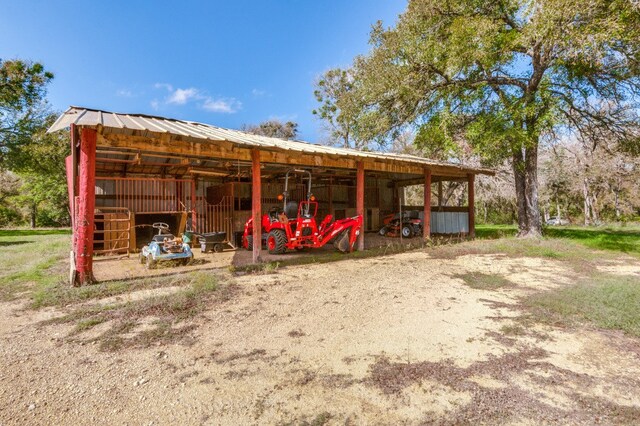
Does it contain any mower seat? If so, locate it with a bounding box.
[153,233,174,242]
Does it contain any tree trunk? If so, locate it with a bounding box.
[591,192,599,224]
[30,204,37,228]
[512,145,542,237]
[512,149,528,232]
[583,178,591,225]
[523,145,542,236]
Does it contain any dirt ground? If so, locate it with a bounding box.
[93,233,424,282]
[1,247,640,425]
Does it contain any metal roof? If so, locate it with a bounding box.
[49,106,493,175]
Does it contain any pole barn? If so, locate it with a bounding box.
[49,107,493,285]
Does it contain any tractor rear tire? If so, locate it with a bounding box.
[246,235,253,251]
[267,229,287,254]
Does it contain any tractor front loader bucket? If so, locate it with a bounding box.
[333,228,352,253]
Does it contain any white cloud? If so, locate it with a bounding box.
[116,89,133,97]
[202,98,242,114]
[154,83,173,91]
[166,87,199,105]
[152,82,240,113]
[252,88,267,97]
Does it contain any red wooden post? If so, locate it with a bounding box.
[70,124,79,253]
[75,128,97,286]
[356,161,365,251]
[251,149,262,263]
[423,168,432,239]
[468,173,475,238]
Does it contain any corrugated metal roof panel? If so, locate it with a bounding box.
[48,106,494,175]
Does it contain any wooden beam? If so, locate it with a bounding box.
[424,168,432,239]
[75,128,97,286]
[356,161,365,251]
[97,132,479,178]
[468,173,475,238]
[438,181,443,207]
[251,149,262,263]
[390,175,467,188]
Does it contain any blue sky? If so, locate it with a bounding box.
[0,0,406,142]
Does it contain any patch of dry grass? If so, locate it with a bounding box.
[43,271,237,351]
[453,272,515,290]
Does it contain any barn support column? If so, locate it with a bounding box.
[191,179,197,231]
[468,173,475,238]
[251,149,262,263]
[423,168,432,239]
[356,161,365,251]
[75,128,97,286]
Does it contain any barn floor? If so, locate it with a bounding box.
[93,233,427,282]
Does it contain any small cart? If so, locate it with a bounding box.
[197,231,227,253]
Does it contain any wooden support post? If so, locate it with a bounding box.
[328,177,333,216]
[424,168,432,239]
[356,161,365,251]
[191,179,197,232]
[251,149,262,263]
[438,180,443,208]
[468,173,475,238]
[75,128,97,286]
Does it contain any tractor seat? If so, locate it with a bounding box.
[284,201,298,219]
[268,207,282,221]
[153,234,174,242]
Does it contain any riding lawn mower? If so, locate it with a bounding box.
[379,211,424,238]
[140,222,194,269]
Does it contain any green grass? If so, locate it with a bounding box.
[429,235,606,268]
[525,274,640,337]
[0,230,70,302]
[476,224,640,257]
[0,228,71,237]
[453,272,515,290]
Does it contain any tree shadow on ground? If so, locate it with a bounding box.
[365,346,640,425]
[0,229,71,237]
[0,241,32,247]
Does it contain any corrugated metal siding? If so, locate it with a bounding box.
[431,212,469,234]
[49,106,493,175]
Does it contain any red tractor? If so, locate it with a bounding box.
[242,169,363,254]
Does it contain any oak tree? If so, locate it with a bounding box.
[317,0,640,236]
